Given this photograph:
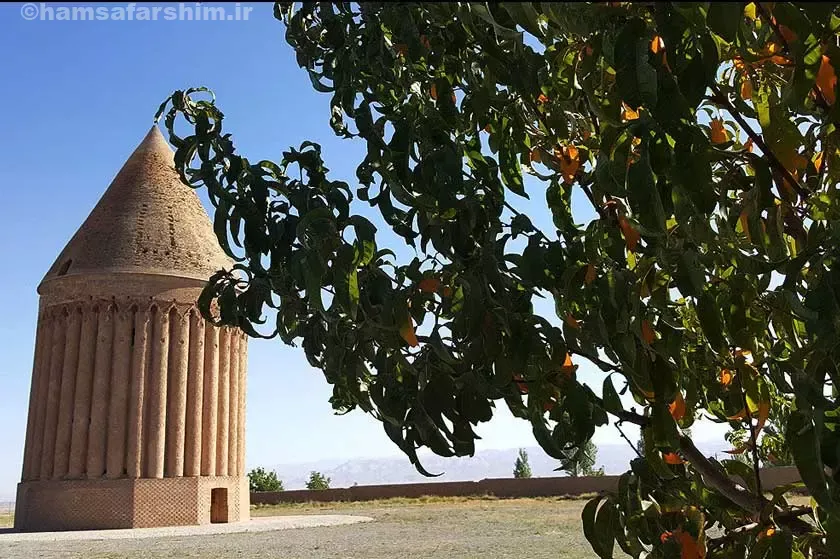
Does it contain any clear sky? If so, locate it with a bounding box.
[0,2,727,500]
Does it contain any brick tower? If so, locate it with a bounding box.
[15,126,250,531]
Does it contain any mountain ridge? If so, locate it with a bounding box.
[270,440,730,490]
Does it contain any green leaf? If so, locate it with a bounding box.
[304,254,325,312]
[643,428,678,480]
[219,285,238,324]
[510,213,534,237]
[825,514,840,558]
[582,496,605,555]
[346,268,359,319]
[652,400,680,449]
[532,415,567,460]
[601,376,624,415]
[614,18,658,108]
[213,199,235,258]
[348,215,377,266]
[696,291,726,352]
[722,459,758,494]
[500,138,527,197]
[593,499,616,559]
[627,143,667,234]
[307,70,334,93]
[787,410,836,512]
[469,3,523,40]
[500,3,543,38]
[707,2,741,42]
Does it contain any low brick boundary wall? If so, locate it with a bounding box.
[251,467,801,505]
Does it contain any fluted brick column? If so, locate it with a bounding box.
[53,307,82,478]
[86,304,114,478]
[201,326,219,476]
[237,335,248,475]
[40,311,66,480]
[106,307,134,478]
[24,314,55,480]
[126,306,150,479]
[227,332,240,476]
[165,309,190,477]
[216,329,230,476]
[145,306,170,479]
[184,311,205,477]
[68,306,97,478]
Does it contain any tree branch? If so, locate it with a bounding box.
[755,2,790,54]
[578,353,649,426]
[679,434,765,514]
[706,521,760,552]
[502,200,553,244]
[817,124,830,190]
[736,370,764,500]
[616,421,644,459]
[577,350,623,374]
[708,506,816,551]
[591,394,649,427]
[581,183,608,220]
[708,86,809,198]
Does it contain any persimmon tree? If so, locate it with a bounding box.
[157,2,840,557]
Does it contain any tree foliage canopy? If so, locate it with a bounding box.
[306,471,332,491]
[157,1,840,556]
[248,466,284,492]
[561,439,604,477]
[514,448,533,479]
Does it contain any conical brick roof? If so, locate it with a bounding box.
[41,126,232,285]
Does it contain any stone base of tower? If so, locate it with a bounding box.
[14,476,249,532]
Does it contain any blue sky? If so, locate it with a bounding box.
[0,2,728,499]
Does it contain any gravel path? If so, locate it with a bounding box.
[0,515,371,542]
[0,498,596,558]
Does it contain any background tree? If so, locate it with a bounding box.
[513,448,532,479]
[560,439,604,477]
[158,2,840,557]
[306,471,331,491]
[635,429,645,460]
[248,467,284,492]
[728,395,795,467]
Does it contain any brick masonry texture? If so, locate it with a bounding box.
[16,127,248,532]
[16,476,249,531]
[40,126,232,283]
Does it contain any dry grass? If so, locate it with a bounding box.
[250,493,597,514]
[0,495,816,558]
[0,514,12,528]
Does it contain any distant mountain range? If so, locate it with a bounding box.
[0,441,732,505]
[271,440,731,490]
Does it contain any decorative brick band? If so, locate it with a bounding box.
[15,475,249,531]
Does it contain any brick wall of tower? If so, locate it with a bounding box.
[19,298,247,484]
[16,284,248,532]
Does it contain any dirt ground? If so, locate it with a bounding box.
[0,497,596,558]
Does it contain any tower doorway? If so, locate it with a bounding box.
[210,488,229,523]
